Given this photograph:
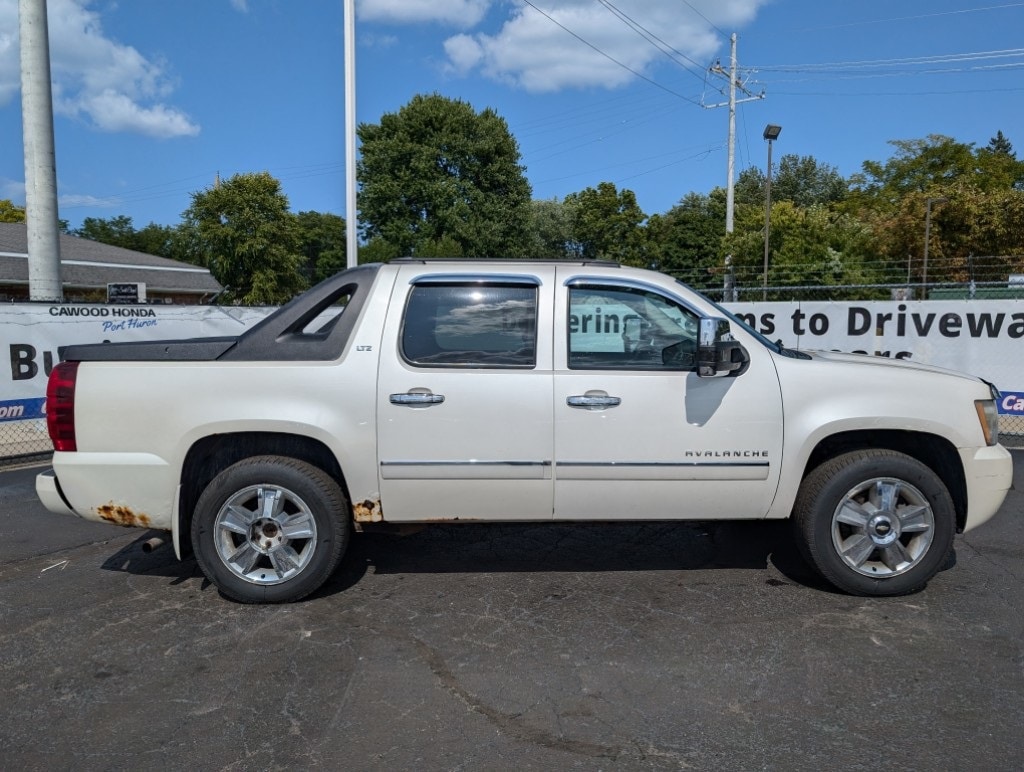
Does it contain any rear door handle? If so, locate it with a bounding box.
[390,392,445,406]
[567,394,621,410]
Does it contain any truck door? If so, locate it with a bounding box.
[376,267,555,521]
[552,272,784,520]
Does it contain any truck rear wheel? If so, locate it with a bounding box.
[793,450,955,596]
[191,455,350,603]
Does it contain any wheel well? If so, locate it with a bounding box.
[178,433,349,554]
[804,430,968,532]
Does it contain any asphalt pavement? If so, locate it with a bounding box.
[1,455,1022,771]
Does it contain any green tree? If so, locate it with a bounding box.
[844,133,1024,284]
[358,237,401,264]
[357,93,532,258]
[181,172,306,304]
[72,215,184,260]
[565,182,647,266]
[862,187,1024,284]
[526,198,574,259]
[977,131,1024,190]
[294,210,347,283]
[134,222,184,260]
[850,135,987,210]
[0,199,26,222]
[736,154,848,208]
[724,201,876,294]
[74,215,138,248]
[646,189,726,290]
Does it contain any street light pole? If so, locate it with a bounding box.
[344,0,358,268]
[922,196,948,298]
[762,124,781,301]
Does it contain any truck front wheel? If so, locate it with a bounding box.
[191,455,350,603]
[793,450,955,596]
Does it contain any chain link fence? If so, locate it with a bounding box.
[0,416,51,466]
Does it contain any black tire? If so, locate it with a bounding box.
[191,455,350,603]
[793,450,955,596]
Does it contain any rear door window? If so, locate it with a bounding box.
[401,282,538,368]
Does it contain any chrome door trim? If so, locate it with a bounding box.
[381,460,553,480]
[555,460,770,481]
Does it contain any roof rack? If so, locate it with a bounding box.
[387,257,621,267]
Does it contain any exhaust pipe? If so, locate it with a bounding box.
[142,536,166,553]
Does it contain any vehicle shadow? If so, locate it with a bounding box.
[100,531,202,586]
[320,520,831,598]
[100,521,835,598]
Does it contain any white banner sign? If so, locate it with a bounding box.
[2,304,272,424]
[725,300,1024,398]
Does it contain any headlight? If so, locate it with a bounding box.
[975,399,999,446]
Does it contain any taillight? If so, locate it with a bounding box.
[46,361,79,452]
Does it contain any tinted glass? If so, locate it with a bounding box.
[402,284,537,367]
[568,286,698,370]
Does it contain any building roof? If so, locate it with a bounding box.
[0,222,222,295]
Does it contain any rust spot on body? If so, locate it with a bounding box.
[96,503,151,528]
[353,498,383,523]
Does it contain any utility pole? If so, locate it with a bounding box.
[344,0,358,269]
[19,0,62,301]
[706,34,763,302]
[922,196,948,298]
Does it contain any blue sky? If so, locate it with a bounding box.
[1,0,1022,232]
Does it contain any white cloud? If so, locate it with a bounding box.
[1,177,25,202]
[80,90,200,138]
[443,34,484,74]
[229,0,249,12]
[359,0,493,29]
[0,0,199,138]
[442,0,768,92]
[59,192,120,208]
[361,33,399,49]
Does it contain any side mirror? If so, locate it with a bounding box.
[697,317,749,377]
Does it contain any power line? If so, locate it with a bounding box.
[534,142,724,186]
[518,0,704,105]
[678,0,728,39]
[755,47,1024,72]
[789,2,1024,33]
[525,102,688,162]
[596,0,710,83]
[768,85,1024,97]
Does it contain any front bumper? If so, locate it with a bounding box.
[960,444,1014,531]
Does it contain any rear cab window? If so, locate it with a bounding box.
[401,277,539,368]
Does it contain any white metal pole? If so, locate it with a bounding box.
[344,0,358,268]
[19,0,62,301]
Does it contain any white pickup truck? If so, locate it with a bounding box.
[37,259,1013,603]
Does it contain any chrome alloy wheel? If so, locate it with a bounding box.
[831,477,935,578]
[213,484,319,585]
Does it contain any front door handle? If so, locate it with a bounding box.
[390,391,445,406]
[567,393,621,410]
